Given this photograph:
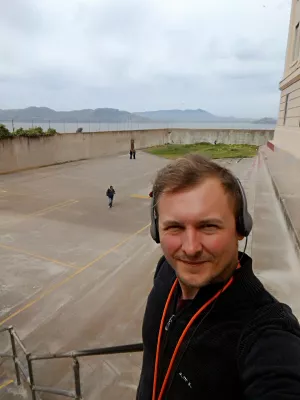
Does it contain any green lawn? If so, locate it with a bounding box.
[145,142,258,159]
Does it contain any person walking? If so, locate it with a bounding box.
[130,139,136,159]
[137,154,300,400]
[130,149,136,159]
[106,185,115,208]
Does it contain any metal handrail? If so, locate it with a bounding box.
[0,325,143,399]
[30,342,144,360]
[12,330,29,355]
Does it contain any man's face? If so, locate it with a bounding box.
[158,178,244,296]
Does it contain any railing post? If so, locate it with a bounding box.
[8,327,21,385]
[27,354,37,400]
[73,357,82,400]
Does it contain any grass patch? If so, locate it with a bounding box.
[146,142,258,159]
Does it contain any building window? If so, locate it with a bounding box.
[283,94,289,125]
[293,23,300,61]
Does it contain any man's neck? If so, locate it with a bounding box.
[180,285,199,300]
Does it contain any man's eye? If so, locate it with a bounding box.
[203,224,218,230]
[165,226,182,231]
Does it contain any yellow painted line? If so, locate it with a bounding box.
[0,243,77,269]
[0,199,78,227]
[0,189,44,198]
[34,200,78,216]
[0,189,57,201]
[0,190,24,196]
[0,223,150,327]
[0,380,13,390]
[131,194,150,199]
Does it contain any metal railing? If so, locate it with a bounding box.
[0,325,143,399]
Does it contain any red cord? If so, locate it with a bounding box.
[152,279,178,400]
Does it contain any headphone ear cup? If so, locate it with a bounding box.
[151,222,160,244]
[235,178,253,237]
[150,218,160,243]
[243,212,253,237]
[150,196,160,243]
[237,213,253,237]
[236,216,243,237]
[237,215,246,237]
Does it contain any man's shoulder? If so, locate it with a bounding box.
[252,300,298,329]
[238,299,300,359]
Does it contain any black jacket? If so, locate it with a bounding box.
[137,253,300,399]
[106,188,115,198]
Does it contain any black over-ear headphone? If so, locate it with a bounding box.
[150,177,253,244]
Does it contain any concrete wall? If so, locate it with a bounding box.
[168,129,273,146]
[0,128,273,174]
[0,129,168,174]
[266,1,300,253]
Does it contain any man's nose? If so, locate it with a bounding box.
[181,228,202,256]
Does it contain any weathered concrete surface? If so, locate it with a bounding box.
[0,128,273,174]
[0,150,299,399]
[0,152,165,399]
[262,144,300,253]
[252,151,300,318]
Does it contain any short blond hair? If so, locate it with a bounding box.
[153,154,242,220]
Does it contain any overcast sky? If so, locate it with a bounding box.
[0,0,292,117]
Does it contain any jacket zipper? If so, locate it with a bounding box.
[158,297,202,394]
[165,314,176,331]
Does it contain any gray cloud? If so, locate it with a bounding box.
[0,0,42,34]
[0,0,292,117]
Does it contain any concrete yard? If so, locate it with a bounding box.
[0,150,300,399]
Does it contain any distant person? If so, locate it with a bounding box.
[106,185,115,208]
[130,149,136,159]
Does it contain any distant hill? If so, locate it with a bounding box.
[0,107,150,123]
[0,106,266,124]
[135,109,252,123]
[136,109,218,122]
[252,117,277,125]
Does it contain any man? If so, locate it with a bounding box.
[130,139,136,159]
[130,149,136,159]
[137,154,300,400]
[106,185,115,208]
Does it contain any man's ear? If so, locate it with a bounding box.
[237,234,245,241]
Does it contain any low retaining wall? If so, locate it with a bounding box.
[168,128,273,146]
[0,128,274,174]
[263,143,300,251]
